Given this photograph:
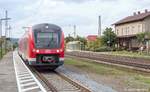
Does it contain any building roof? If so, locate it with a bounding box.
[114,10,150,25]
[87,35,97,41]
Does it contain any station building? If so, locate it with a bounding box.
[114,9,150,50]
[66,41,83,51]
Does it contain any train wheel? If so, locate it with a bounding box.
[51,66,58,71]
[24,59,29,65]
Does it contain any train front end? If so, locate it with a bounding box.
[28,23,64,69]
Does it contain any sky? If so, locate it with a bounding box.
[0,0,150,38]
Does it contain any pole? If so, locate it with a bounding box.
[73,25,76,38]
[98,16,101,37]
[0,20,2,58]
[5,10,8,53]
[0,11,11,54]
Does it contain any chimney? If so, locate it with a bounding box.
[133,12,136,16]
[138,11,140,14]
[145,9,148,13]
[98,16,101,37]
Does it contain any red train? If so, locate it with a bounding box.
[18,23,64,69]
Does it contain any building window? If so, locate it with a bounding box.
[122,28,123,35]
[127,27,129,35]
[132,26,134,34]
[126,27,127,35]
[138,25,141,32]
[116,29,119,35]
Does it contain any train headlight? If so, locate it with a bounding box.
[60,49,63,52]
[56,50,59,53]
[36,50,39,53]
[32,49,36,52]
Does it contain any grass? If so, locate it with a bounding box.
[65,58,125,75]
[0,48,9,59]
[65,57,150,85]
[134,75,150,84]
[109,51,150,60]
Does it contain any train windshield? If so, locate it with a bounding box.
[34,31,60,49]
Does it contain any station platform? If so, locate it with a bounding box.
[0,52,17,92]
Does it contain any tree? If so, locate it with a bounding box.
[86,37,102,51]
[75,35,87,45]
[65,36,74,43]
[94,37,102,49]
[136,32,146,46]
[146,32,150,39]
[101,27,117,47]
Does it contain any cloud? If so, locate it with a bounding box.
[1,0,149,38]
[53,0,95,3]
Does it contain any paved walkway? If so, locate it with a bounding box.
[0,52,17,92]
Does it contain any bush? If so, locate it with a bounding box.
[95,46,112,52]
[114,47,126,51]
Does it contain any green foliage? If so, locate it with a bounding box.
[86,41,95,51]
[110,50,150,59]
[65,58,124,75]
[146,32,150,37]
[75,35,87,46]
[136,32,146,45]
[13,42,18,50]
[95,37,102,48]
[101,27,117,47]
[95,46,112,52]
[86,37,102,51]
[65,36,74,43]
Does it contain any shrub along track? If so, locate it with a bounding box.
[30,67,91,92]
[66,51,150,73]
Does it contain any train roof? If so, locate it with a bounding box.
[32,23,61,31]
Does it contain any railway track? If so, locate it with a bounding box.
[15,50,91,92]
[66,51,150,73]
[30,67,91,92]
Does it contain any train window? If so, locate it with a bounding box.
[34,31,60,49]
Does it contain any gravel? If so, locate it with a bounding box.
[56,66,118,92]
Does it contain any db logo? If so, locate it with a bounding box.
[45,50,51,53]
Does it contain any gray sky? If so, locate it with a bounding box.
[0,0,150,38]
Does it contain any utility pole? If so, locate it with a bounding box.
[0,20,2,58]
[8,25,11,38]
[0,11,11,56]
[73,25,76,38]
[4,10,11,53]
[5,10,8,53]
[98,16,101,37]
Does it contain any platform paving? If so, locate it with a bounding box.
[0,52,17,92]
